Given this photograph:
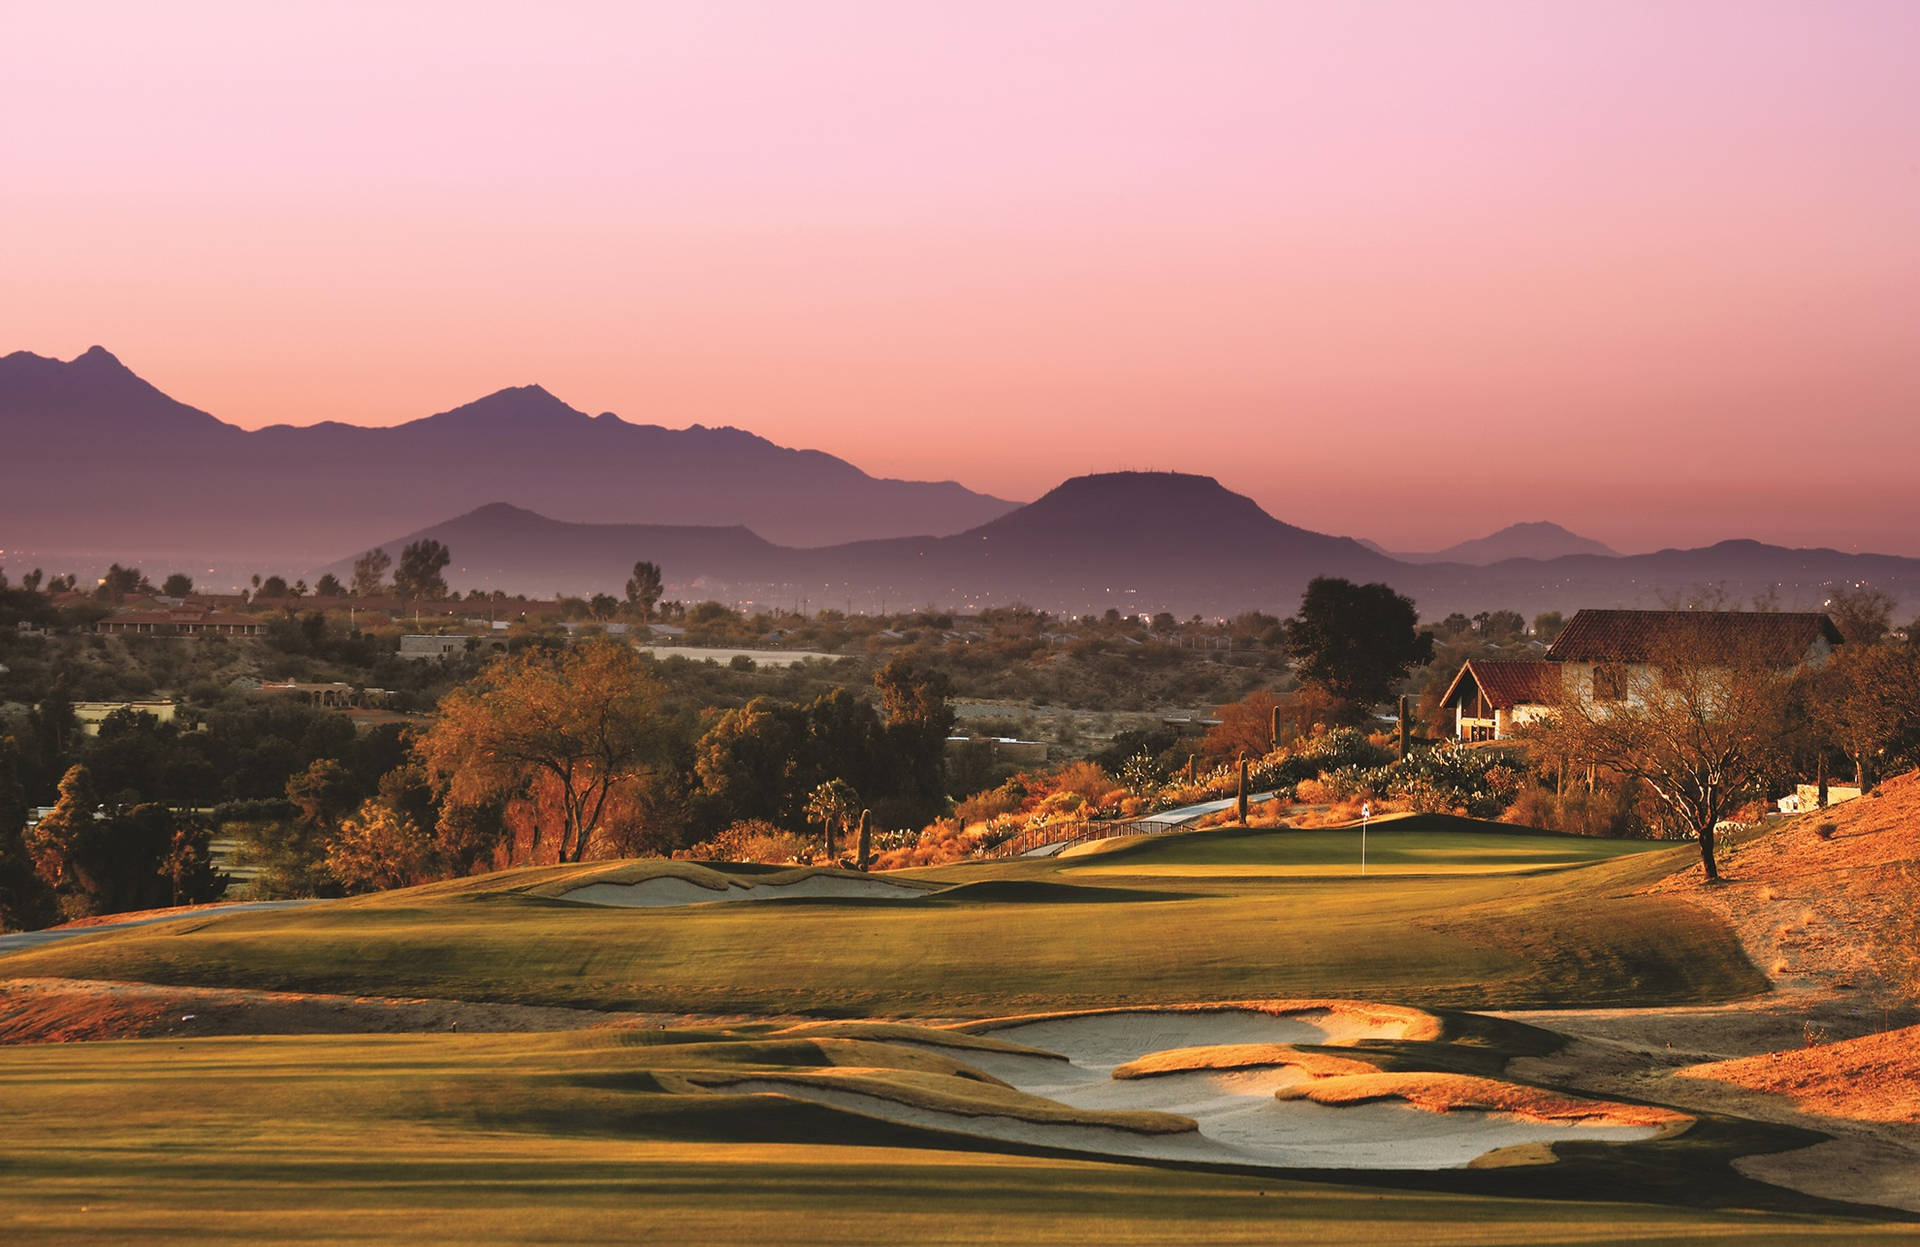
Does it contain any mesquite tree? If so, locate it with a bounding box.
[1526,644,1801,882]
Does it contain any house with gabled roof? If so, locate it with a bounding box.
[1543,609,1840,708]
[1439,659,1559,742]
[1439,609,1842,742]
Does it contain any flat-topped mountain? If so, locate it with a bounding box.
[14,348,1920,617]
[334,473,1402,610]
[340,477,1920,619]
[0,348,1017,560]
[947,470,1390,577]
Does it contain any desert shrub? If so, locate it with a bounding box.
[676,819,810,864]
[1384,745,1521,819]
[1033,790,1087,820]
[1294,746,1521,820]
[1502,784,1641,838]
[1040,760,1111,806]
[1317,765,1385,802]
[1293,777,1337,805]
[1287,796,1407,827]
[871,818,991,869]
[954,781,1024,826]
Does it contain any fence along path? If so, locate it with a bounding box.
[983,791,1283,860]
[986,817,1174,860]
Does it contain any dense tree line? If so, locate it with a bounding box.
[8,561,1919,922]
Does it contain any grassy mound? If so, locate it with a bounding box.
[0,837,1764,1014]
[927,879,1192,904]
[2,1020,1902,1242]
[1060,822,1673,878]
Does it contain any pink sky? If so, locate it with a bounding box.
[6,2,1918,554]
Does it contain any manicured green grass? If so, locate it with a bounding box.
[0,1027,1908,1244]
[2,831,1905,1242]
[1059,821,1668,878]
[0,840,1761,1015]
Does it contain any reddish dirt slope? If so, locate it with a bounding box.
[1679,1024,1920,1124]
[1649,771,1920,1001]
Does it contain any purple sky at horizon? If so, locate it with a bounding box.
[6,2,1918,555]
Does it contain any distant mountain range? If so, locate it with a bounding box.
[8,346,1918,618]
[334,475,1920,619]
[0,346,1016,560]
[1362,521,1618,565]
[330,473,1401,613]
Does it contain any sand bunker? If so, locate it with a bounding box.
[732,1004,1666,1170]
[1113,1043,1379,1080]
[974,1002,1435,1064]
[562,874,927,908]
[732,1064,1661,1171]
[1276,1071,1688,1128]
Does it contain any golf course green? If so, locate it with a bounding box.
[2,820,1911,1242]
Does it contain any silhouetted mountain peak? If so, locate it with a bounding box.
[413,384,589,431]
[1379,519,1618,565]
[0,346,1018,551]
[459,501,550,524]
[0,345,227,436]
[72,344,129,371]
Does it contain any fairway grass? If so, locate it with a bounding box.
[2,828,1912,1242]
[0,1025,1909,1244]
[1059,821,1671,878]
[0,835,1760,1015]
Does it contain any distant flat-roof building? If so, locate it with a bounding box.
[71,700,178,735]
[398,634,470,661]
[254,680,377,708]
[95,608,266,637]
[397,633,507,661]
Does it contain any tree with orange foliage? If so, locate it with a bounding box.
[1200,691,1284,764]
[416,640,675,863]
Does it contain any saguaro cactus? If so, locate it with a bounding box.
[1270,705,1282,751]
[856,809,873,871]
[1185,754,1197,783]
[1236,753,1250,825]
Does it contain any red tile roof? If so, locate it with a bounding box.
[1440,659,1559,711]
[98,609,264,629]
[1545,609,1841,665]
